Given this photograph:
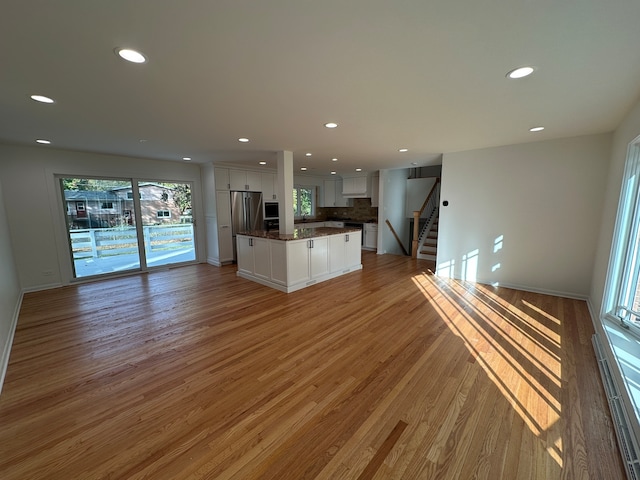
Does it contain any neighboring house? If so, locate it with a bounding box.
[64,190,123,228]
[64,183,182,228]
[111,183,183,226]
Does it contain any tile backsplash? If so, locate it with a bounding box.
[316,198,378,222]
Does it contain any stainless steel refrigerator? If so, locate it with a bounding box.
[230,191,263,261]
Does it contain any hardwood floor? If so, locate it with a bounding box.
[0,252,625,479]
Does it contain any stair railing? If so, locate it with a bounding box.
[412,179,441,258]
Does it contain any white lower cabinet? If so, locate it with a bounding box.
[363,223,378,250]
[217,225,233,263]
[329,232,361,272]
[287,237,329,284]
[286,240,312,285]
[270,241,287,285]
[328,235,346,272]
[237,236,271,280]
[237,236,255,275]
[253,238,271,280]
[236,231,361,293]
[309,237,329,277]
[345,232,362,265]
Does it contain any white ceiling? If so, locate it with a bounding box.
[2,0,640,175]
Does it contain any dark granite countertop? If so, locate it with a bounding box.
[237,226,361,241]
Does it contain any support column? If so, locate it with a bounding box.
[277,151,294,235]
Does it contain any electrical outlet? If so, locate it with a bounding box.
[42,270,53,276]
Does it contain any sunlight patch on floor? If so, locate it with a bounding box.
[411,272,563,467]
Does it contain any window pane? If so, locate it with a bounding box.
[293,188,299,216]
[300,188,312,216]
[293,186,315,218]
[61,177,141,278]
[606,141,640,335]
[138,181,195,268]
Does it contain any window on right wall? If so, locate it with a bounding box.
[600,134,640,471]
[603,135,640,335]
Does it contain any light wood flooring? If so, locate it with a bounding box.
[0,252,625,479]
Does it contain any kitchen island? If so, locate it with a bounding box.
[236,226,362,293]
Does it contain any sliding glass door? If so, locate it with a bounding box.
[137,181,195,268]
[60,177,195,279]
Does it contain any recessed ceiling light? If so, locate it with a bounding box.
[330,171,337,175]
[301,167,307,171]
[259,161,267,165]
[506,66,535,79]
[324,122,338,128]
[30,94,54,104]
[139,139,148,143]
[115,48,147,63]
[36,139,51,144]
[182,157,191,161]
[332,158,338,162]
[411,162,418,166]
[399,148,408,153]
[305,153,312,157]
[355,168,362,172]
[529,126,545,132]
[238,137,249,143]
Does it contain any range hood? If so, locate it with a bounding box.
[342,175,370,198]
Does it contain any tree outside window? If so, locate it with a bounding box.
[293,186,315,218]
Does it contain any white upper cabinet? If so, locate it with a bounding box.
[214,167,230,190]
[230,169,262,191]
[262,173,277,200]
[324,179,349,207]
[322,180,336,207]
[335,180,349,207]
[246,171,262,191]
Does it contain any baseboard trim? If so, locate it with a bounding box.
[0,291,23,396]
[207,257,222,267]
[485,280,588,300]
[22,282,63,293]
[434,273,588,300]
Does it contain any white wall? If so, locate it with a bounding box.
[0,178,22,392]
[591,98,640,316]
[0,144,205,290]
[406,177,437,215]
[379,168,409,255]
[588,96,640,451]
[438,134,611,297]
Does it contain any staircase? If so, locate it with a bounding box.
[417,213,438,261]
[411,178,440,261]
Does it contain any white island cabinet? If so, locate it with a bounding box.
[236,228,361,293]
[285,237,329,285]
[237,236,270,280]
[328,232,360,272]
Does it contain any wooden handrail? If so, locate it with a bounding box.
[418,178,440,217]
[385,219,409,256]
